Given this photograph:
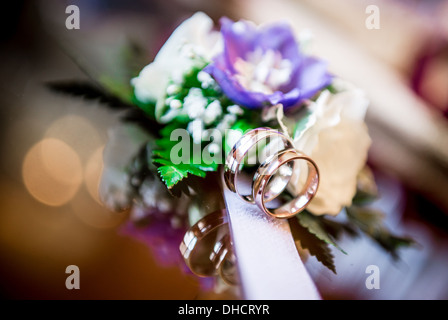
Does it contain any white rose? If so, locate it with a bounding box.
[290,80,371,216]
[131,12,221,119]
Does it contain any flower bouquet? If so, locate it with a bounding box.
[48,12,414,296]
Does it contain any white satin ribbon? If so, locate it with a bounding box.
[222,182,321,300]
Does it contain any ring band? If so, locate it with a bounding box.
[210,233,238,285]
[253,148,320,219]
[224,128,294,203]
[179,209,229,277]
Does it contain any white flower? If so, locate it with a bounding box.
[140,179,171,212]
[203,100,222,125]
[217,114,237,131]
[166,84,181,95]
[184,88,208,119]
[159,108,179,123]
[227,104,244,115]
[234,48,294,95]
[130,179,191,221]
[187,120,204,144]
[169,99,182,109]
[290,80,371,216]
[131,12,221,120]
[197,70,216,89]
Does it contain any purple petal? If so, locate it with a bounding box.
[268,88,301,106]
[256,23,301,62]
[220,17,257,71]
[205,63,270,108]
[294,57,333,99]
[207,18,333,109]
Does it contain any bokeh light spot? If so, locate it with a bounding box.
[22,138,83,206]
[84,145,105,205]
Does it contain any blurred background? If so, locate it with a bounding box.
[0,0,447,299]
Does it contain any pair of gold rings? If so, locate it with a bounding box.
[224,128,320,219]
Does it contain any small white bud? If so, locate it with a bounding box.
[184,88,207,119]
[197,71,215,89]
[227,104,244,115]
[187,120,204,144]
[166,84,181,95]
[203,100,222,125]
[169,99,182,109]
[207,143,221,155]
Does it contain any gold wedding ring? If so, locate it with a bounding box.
[210,233,239,285]
[179,209,237,284]
[253,148,319,219]
[224,128,320,219]
[224,127,295,203]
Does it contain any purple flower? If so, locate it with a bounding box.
[120,217,187,268]
[119,207,216,291]
[205,18,332,109]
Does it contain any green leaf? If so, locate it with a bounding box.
[318,217,359,240]
[159,120,188,137]
[224,118,255,155]
[120,109,162,136]
[231,118,254,134]
[131,93,157,119]
[352,190,379,206]
[289,217,337,274]
[45,80,133,110]
[151,148,171,160]
[182,66,203,88]
[296,211,347,254]
[346,206,385,233]
[352,166,379,205]
[325,83,339,94]
[99,75,133,105]
[155,137,178,150]
[154,120,221,170]
[55,35,150,102]
[154,159,206,189]
[346,206,415,259]
[152,145,219,190]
